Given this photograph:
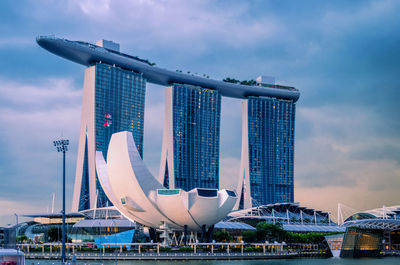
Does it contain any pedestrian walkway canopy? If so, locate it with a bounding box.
[215,222,255,230]
[282,224,345,233]
[73,219,135,228]
[344,219,400,231]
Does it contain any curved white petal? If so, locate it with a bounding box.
[156,189,200,231]
[187,189,220,228]
[95,151,154,227]
[96,131,238,231]
[106,131,179,228]
[215,190,237,222]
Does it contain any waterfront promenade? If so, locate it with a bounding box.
[18,242,325,260]
[23,251,324,260]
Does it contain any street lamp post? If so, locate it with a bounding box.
[53,139,69,264]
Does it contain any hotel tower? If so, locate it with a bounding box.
[235,76,296,209]
[71,41,146,211]
[159,84,221,191]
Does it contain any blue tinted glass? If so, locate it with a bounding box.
[171,84,221,191]
[226,190,236,197]
[79,63,146,210]
[157,189,180,195]
[197,189,218,197]
[247,97,295,205]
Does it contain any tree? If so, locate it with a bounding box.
[223,77,240,84]
[285,232,338,244]
[17,235,29,243]
[46,227,60,242]
[213,229,232,242]
[240,79,257,86]
[256,222,288,242]
[223,78,257,86]
[242,230,257,243]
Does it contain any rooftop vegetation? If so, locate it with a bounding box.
[223,77,257,86]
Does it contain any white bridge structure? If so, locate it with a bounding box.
[340,204,400,231]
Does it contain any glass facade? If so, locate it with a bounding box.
[169,84,221,191]
[341,227,382,258]
[79,140,90,210]
[247,96,295,205]
[157,189,180,195]
[94,229,135,249]
[78,63,146,210]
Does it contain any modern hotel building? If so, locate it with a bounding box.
[36,36,300,215]
[71,41,147,211]
[159,84,221,191]
[236,92,296,209]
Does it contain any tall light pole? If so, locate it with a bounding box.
[53,139,69,264]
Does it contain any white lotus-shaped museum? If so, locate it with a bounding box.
[96,131,237,231]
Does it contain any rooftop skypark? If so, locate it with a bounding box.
[36,36,300,102]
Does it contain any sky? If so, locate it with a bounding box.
[0,0,399,226]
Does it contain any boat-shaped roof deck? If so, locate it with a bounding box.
[37,36,300,102]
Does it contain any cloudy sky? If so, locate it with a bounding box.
[1,0,399,226]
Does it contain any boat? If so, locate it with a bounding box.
[0,249,25,265]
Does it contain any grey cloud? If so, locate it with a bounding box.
[295,105,400,191]
[350,143,400,163]
[1,0,400,224]
[0,78,81,111]
[0,77,81,210]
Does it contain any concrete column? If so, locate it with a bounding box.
[102,245,105,255]
[157,244,159,255]
[120,245,122,253]
[138,245,141,254]
[241,244,243,255]
[42,246,44,255]
[183,225,188,246]
[211,245,214,254]
[263,245,265,254]
[227,245,230,254]
[194,245,196,254]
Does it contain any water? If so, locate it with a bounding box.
[29,258,400,265]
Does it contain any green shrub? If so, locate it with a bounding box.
[159,247,171,252]
[231,246,241,252]
[179,246,193,252]
[104,247,115,252]
[198,246,211,252]
[244,246,256,252]
[81,247,92,252]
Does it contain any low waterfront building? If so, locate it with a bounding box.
[322,205,400,257]
[227,203,335,227]
[16,211,144,245]
[0,225,17,248]
[344,205,400,252]
[70,219,147,245]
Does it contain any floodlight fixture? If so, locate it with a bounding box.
[53,138,69,264]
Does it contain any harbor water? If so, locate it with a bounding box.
[29,258,400,265]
